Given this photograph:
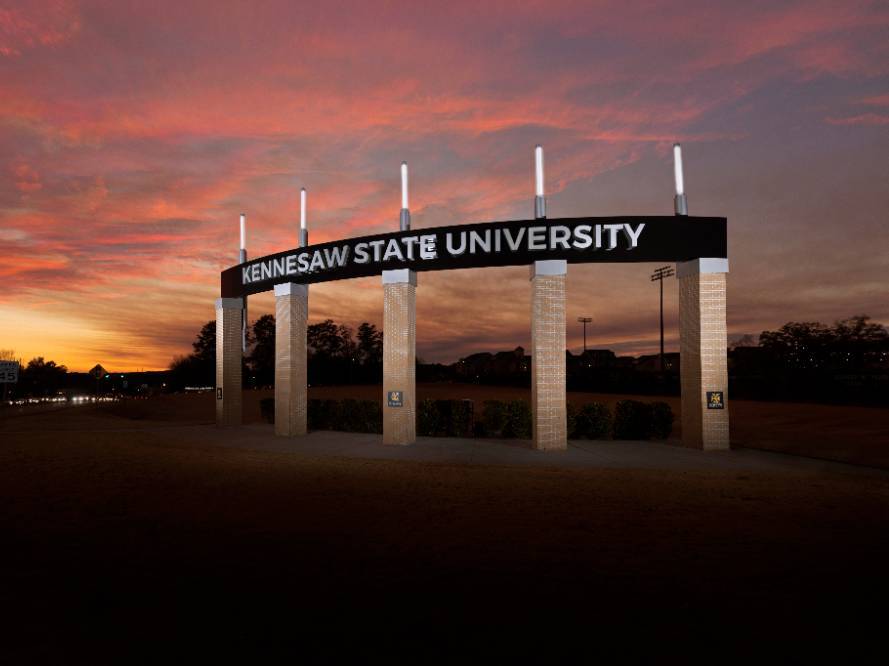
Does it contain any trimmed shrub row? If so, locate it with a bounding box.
[612,399,674,440]
[417,399,474,437]
[478,400,532,438]
[260,397,383,433]
[567,402,612,439]
[309,398,383,433]
[260,397,673,440]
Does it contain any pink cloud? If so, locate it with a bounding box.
[0,0,887,370]
[0,1,80,57]
[826,113,889,126]
[860,94,889,106]
[12,162,41,192]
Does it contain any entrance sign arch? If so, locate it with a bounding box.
[216,213,729,450]
[221,216,725,297]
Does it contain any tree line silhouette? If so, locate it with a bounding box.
[168,316,383,390]
[3,314,887,406]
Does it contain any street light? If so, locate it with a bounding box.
[650,266,675,371]
[577,317,592,352]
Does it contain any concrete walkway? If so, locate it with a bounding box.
[202,423,887,477]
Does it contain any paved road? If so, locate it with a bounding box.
[203,424,887,477]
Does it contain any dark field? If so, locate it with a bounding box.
[3,391,889,662]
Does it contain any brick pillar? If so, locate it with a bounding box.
[215,298,243,426]
[530,260,567,450]
[274,283,308,437]
[382,269,416,445]
[678,258,730,450]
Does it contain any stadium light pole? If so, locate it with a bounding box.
[577,317,592,352]
[650,266,675,371]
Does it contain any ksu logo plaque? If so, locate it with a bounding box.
[706,391,725,410]
[387,391,403,407]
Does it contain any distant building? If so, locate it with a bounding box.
[576,349,617,368]
[635,353,680,373]
[455,347,528,383]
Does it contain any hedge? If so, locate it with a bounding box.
[417,399,473,437]
[612,399,674,439]
[259,396,673,440]
[309,398,382,433]
[476,400,532,438]
[260,397,382,433]
[568,402,612,439]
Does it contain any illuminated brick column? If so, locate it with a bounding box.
[274,283,308,437]
[382,269,416,446]
[678,258,730,450]
[215,298,243,426]
[530,260,567,450]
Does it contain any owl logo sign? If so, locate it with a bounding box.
[706,391,725,410]
[387,390,403,407]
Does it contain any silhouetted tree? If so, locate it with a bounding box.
[356,322,383,381]
[759,321,833,370]
[248,315,276,387]
[308,320,352,358]
[168,321,216,390]
[357,323,382,363]
[759,316,889,372]
[831,315,888,370]
[192,321,216,362]
[306,319,357,384]
[20,357,67,396]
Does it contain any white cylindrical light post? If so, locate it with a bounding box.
[400,161,410,231]
[239,213,248,354]
[299,187,308,247]
[529,142,566,450]
[673,143,688,215]
[534,145,546,219]
[239,213,247,263]
[384,161,417,445]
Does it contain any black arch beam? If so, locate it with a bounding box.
[221,216,726,299]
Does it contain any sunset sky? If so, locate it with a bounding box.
[2,0,888,371]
